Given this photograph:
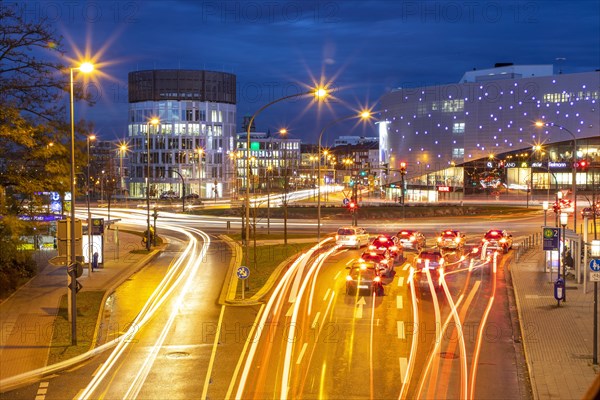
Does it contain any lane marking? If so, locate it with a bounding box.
[37,389,47,395]
[333,270,341,280]
[286,305,293,317]
[311,312,321,329]
[39,382,49,388]
[396,295,403,309]
[397,277,405,287]
[397,321,405,339]
[346,259,355,266]
[296,342,308,365]
[403,264,409,271]
[399,357,408,383]
[92,363,103,377]
[323,288,331,301]
[35,396,45,400]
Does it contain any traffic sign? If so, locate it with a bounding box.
[542,227,560,251]
[68,280,83,293]
[237,266,250,280]
[591,272,600,282]
[590,259,600,272]
[342,198,349,206]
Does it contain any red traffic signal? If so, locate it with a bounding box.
[399,161,407,175]
[348,201,358,212]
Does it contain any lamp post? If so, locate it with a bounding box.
[197,147,204,200]
[591,239,600,365]
[279,128,289,245]
[317,111,374,242]
[68,61,94,345]
[119,143,127,196]
[86,134,96,278]
[560,212,569,303]
[543,200,549,226]
[244,87,328,272]
[536,121,578,232]
[266,164,272,234]
[147,117,160,251]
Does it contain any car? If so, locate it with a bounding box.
[368,234,402,260]
[359,248,394,276]
[436,230,466,250]
[184,193,200,200]
[414,248,445,270]
[481,229,513,253]
[396,230,426,251]
[160,190,179,199]
[335,226,370,249]
[345,262,384,295]
[581,203,600,218]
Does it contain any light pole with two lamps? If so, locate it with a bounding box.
[317,110,374,242]
[146,117,160,251]
[536,121,578,232]
[68,61,94,345]
[244,87,329,272]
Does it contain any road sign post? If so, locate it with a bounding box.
[237,266,250,300]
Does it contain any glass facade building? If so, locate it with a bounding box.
[379,65,600,200]
[127,70,236,199]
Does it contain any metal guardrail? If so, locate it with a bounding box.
[515,232,540,263]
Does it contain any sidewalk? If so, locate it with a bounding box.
[510,246,600,399]
[0,228,154,382]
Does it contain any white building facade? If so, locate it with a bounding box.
[127,69,236,199]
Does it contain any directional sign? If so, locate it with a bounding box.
[342,198,350,206]
[68,280,83,294]
[590,259,600,272]
[237,266,250,280]
[590,272,600,282]
[542,227,560,251]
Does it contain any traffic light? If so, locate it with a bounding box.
[382,163,389,175]
[348,201,357,212]
[360,170,367,177]
[400,162,407,175]
[575,159,589,171]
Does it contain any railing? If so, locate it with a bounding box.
[515,232,541,263]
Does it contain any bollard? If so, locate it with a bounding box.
[226,220,231,233]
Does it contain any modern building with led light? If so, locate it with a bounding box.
[379,64,600,201]
[127,69,236,199]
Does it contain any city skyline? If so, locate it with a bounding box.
[39,0,600,144]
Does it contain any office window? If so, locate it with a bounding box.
[452,122,465,134]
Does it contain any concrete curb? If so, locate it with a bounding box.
[218,236,311,306]
[509,251,539,400]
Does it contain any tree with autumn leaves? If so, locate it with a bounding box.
[0,6,93,296]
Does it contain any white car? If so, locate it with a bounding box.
[335,226,369,249]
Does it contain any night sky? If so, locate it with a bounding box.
[44,0,599,144]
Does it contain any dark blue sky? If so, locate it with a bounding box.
[48,0,599,144]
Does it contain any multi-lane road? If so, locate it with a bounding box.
[1,207,539,399]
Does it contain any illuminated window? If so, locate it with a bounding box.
[452,122,465,134]
[452,148,464,158]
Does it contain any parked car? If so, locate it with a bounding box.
[184,193,200,200]
[436,230,466,250]
[336,226,370,249]
[160,190,179,199]
[396,229,426,251]
[368,234,402,260]
[345,262,384,295]
[481,229,513,253]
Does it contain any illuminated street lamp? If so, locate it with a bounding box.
[196,147,204,200]
[560,211,569,303]
[244,86,329,271]
[68,61,94,345]
[536,121,578,232]
[317,110,375,242]
[543,200,549,226]
[146,117,160,250]
[86,134,96,277]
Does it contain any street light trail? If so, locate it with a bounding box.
[423,266,442,397]
[399,267,419,400]
[469,251,499,399]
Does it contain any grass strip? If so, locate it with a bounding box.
[47,290,105,364]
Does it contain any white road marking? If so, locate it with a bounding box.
[346,258,355,266]
[37,389,47,395]
[399,357,408,383]
[296,342,308,365]
[397,277,405,287]
[39,382,49,388]
[397,295,403,309]
[311,312,321,329]
[403,264,410,271]
[397,321,405,339]
[323,288,331,301]
[286,305,293,317]
[333,270,341,280]
[355,297,366,319]
[35,396,45,400]
[92,363,103,377]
